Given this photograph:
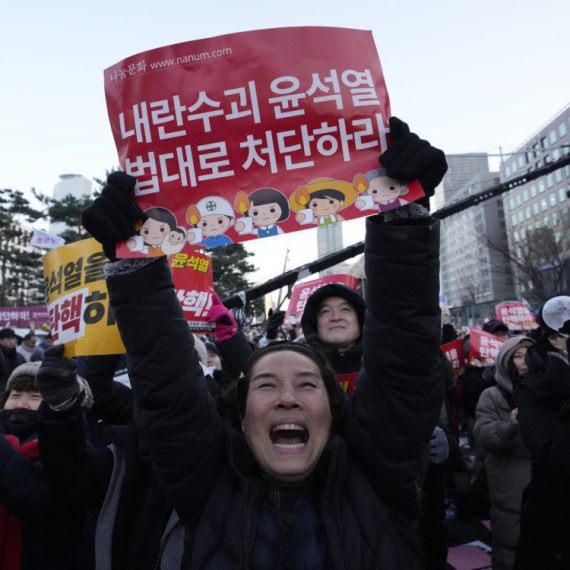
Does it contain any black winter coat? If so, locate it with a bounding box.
[0,420,85,570]
[514,344,570,569]
[107,214,443,570]
[0,346,25,390]
[38,359,184,570]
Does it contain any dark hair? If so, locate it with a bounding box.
[308,189,345,203]
[23,332,36,341]
[143,207,177,231]
[533,308,569,355]
[0,375,37,409]
[507,358,522,384]
[0,328,16,340]
[246,188,289,222]
[230,342,346,432]
[170,227,185,237]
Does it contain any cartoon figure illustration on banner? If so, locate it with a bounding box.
[289,177,359,227]
[234,188,290,238]
[186,197,235,248]
[127,207,186,257]
[354,168,409,213]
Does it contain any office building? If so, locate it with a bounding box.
[500,103,570,304]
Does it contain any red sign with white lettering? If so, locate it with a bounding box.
[104,27,424,258]
[169,250,215,332]
[468,328,505,367]
[441,339,466,379]
[286,273,358,323]
[495,302,537,331]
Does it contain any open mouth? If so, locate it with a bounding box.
[270,423,309,449]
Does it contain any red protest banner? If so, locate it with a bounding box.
[336,372,358,396]
[286,274,358,323]
[468,328,505,367]
[0,307,49,329]
[104,27,425,258]
[169,250,215,332]
[441,339,465,379]
[495,302,537,331]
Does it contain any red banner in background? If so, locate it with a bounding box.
[495,302,537,331]
[468,328,504,367]
[105,27,425,258]
[336,372,358,396]
[0,307,49,329]
[286,273,358,324]
[169,250,215,332]
[441,339,466,379]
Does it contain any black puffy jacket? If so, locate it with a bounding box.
[515,343,570,569]
[107,214,443,569]
[0,421,85,570]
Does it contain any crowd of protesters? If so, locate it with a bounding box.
[0,118,568,570]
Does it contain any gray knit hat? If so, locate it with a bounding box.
[7,361,94,410]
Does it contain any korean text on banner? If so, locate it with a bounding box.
[286,273,358,323]
[169,250,215,332]
[31,228,66,250]
[104,27,425,258]
[468,328,504,367]
[441,339,465,379]
[43,239,125,356]
[0,307,50,329]
[495,302,537,331]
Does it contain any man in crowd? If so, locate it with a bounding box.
[30,333,53,362]
[301,284,366,375]
[16,332,37,363]
[0,328,25,389]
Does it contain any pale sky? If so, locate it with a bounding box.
[3,0,569,290]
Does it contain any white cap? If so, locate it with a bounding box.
[542,296,570,332]
[196,196,234,218]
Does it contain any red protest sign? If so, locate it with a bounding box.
[169,250,215,332]
[441,339,465,379]
[336,372,358,396]
[468,328,505,367]
[104,27,425,258]
[286,274,358,323]
[495,302,537,331]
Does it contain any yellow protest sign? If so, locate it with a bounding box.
[43,238,125,356]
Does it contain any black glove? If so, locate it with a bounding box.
[36,345,80,408]
[82,172,147,261]
[379,117,448,210]
[266,309,286,340]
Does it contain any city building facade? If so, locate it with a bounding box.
[500,104,570,305]
[439,164,514,325]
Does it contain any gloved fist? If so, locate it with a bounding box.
[206,294,237,342]
[379,117,448,209]
[82,172,147,261]
[266,309,286,340]
[36,344,80,409]
[429,426,450,465]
